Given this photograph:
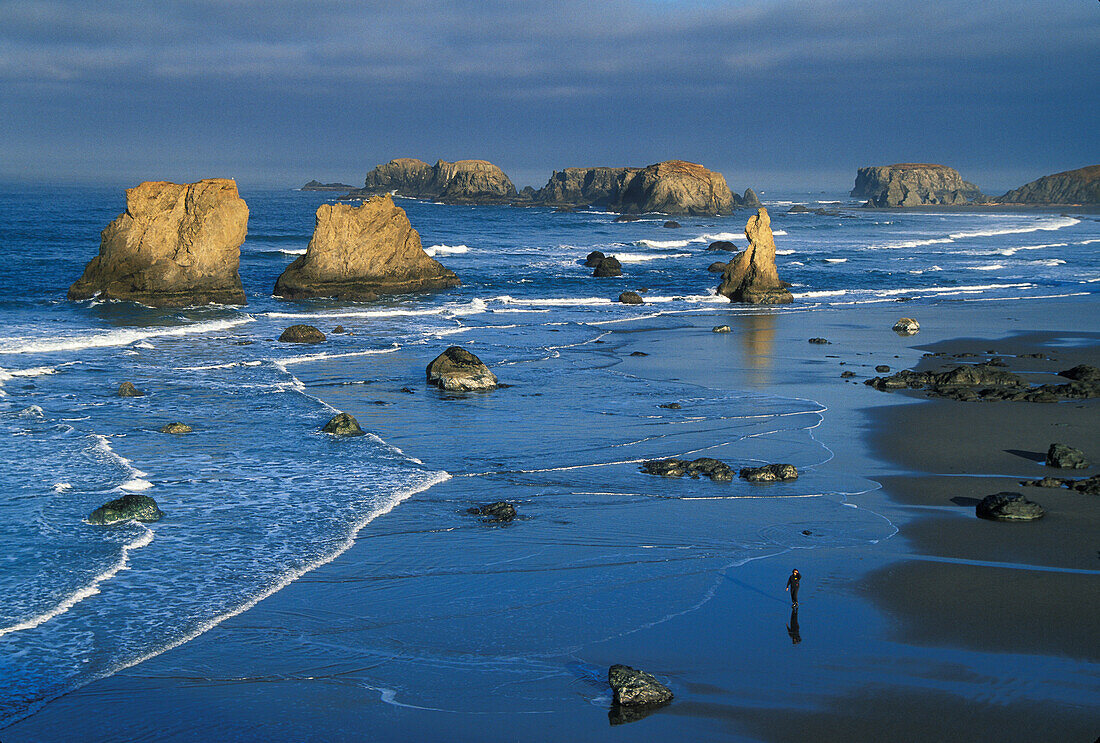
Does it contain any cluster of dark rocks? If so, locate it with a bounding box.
[641,458,799,483]
[466,501,518,522]
[865,362,1100,402]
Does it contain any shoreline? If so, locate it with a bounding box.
[4,294,1098,741]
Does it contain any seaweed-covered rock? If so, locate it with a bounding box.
[608,664,674,707]
[619,291,644,305]
[323,412,364,436]
[159,422,192,434]
[975,492,1044,521]
[641,457,733,482]
[466,501,517,522]
[279,324,326,343]
[88,493,164,525]
[426,346,498,391]
[117,381,144,397]
[593,256,622,277]
[1046,443,1089,469]
[1070,476,1100,495]
[739,463,799,482]
[1022,476,1070,488]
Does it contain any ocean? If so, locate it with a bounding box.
[1,184,1098,726]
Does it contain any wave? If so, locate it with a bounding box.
[0,527,154,638]
[868,216,1079,250]
[963,264,1005,271]
[493,295,614,307]
[1027,259,1067,267]
[614,252,692,263]
[266,298,488,321]
[775,250,795,255]
[792,282,1034,300]
[635,239,690,249]
[689,232,740,244]
[272,346,402,368]
[772,230,788,236]
[824,258,847,263]
[424,244,470,257]
[0,318,254,356]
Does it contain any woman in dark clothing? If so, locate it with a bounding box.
[785,569,801,606]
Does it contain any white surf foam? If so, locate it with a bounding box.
[1,317,254,355]
[772,230,788,236]
[493,295,613,307]
[614,252,692,263]
[52,482,72,492]
[963,264,1005,271]
[996,242,1067,256]
[775,249,795,255]
[689,232,741,243]
[266,298,487,321]
[272,346,402,367]
[424,244,470,256]
[0,527,154,638]
[869,216,1079,250]
[279,248,307,255]
[824,258,847,263]
[635,239,691,249]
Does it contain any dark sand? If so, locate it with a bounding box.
[6,297,1099,741]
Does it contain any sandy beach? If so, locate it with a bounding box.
[5,294,1096,742]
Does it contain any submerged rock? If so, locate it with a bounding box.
[88,493,164,525]
[739,463,799,482]
[619,291,644,305]
[717,208,793,304]
[279,324,326,343]
[323,412,364,436]
[159,422,192,434]
[274,195,460,301]
[608,664,674,707]
[585,250,606,267]
[68,179,248,307]
[117,381,144,398]
[851,164,984,207]
[593,256,622,277]
[466,501,517,522]
[1046,443,1089,469]
[893,317,920,335]
[658,402,682,409]
[426,346,498,391]
[641,457,733,482]
[975,492,1044,521]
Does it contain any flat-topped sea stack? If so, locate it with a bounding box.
[851,164,985,207]
[530,161,755,215]
[68,179,248,307]
[273,195,459,301]
[717,207,793,305]
[355,158,517,204]
[301,180,356,191]
[996,165,1100,205]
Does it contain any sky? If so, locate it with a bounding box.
[1,0,1098,193]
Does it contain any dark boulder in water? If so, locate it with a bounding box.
[809,337,830,344]
[1046,443,1089,469]
[641,457,733,482]
[593,256,622,277]
[323,412,364,436]
[608,664,674,706]
[663,220,681,228]
[426,346,498,391]
[160,422,192,434]
[707,261,728,273]
[975,492,1044,521]
[619,291,644,305]
[585,250,606,267]
[707,241,737,251]
[658,402,682,409]
[117,382,144,397]
[279,324,326,343]
[467,501,517,522]
[739,463,799,482]
[875,365,891,373]
[88,493,164,525]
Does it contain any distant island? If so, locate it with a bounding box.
[300,180,356,191]
[851,164,986,207]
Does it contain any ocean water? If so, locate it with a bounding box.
[1,184,1098,725]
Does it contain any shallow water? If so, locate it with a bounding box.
[0,184,1098,725]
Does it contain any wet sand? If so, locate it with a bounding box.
[5,296,1099,741]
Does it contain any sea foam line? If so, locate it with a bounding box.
[867,216,1079,250]
[265,298,487,321]
[0,527,154,638]
[0,317,254,356]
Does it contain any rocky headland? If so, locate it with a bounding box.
[353,158,517,204]
[68,179,248,307]
[996,165,1100,205]
[851,164,985,207]
[273,195,460,301]
[717,207,793,304]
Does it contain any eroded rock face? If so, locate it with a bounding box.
[608,665,674,707]
[851,164,984,207]
[976,492,1044,521]
[611,160,735,216]
[274,195,459,301]
[88,493,164,525]
[68,179,248,307]
[997,165,1100,204]
[426,346,498,391]
[535,167,638,207]
[357,158,517,204]
[717,208,793,304]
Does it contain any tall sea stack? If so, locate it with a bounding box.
[67,179,248,307]
[717,208,793,304]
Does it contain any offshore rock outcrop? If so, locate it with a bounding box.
[996,165,1100,204]
[534,167,636,208]
[301,180,355,191]
[851,164,984,207]
[717,208,793,304]
[68,179,248,307]
[426,346,498,391]
[355,158,517,204]
[274,195,459,301]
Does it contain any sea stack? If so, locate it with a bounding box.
[67,179,248,306]
[996,165,1100,204]
[355,158,517,204]
[851,164,984,207]
[717,208,793,304]
[273,195,460,301]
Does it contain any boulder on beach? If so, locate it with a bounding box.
[996,165,1100,205]
[608,664,674,707]
[117,381,144,397]
[975,492,1044,521]
[593,256,622,277]
[717,208,793,305]
[160,422,192,434]
[88,493,164,525]
[355,158,517,204]
[739,463,799,482]
[851,164,985,207]
[707,261,728,273]
[467,501,517,522]
[426,346,498,391]
[273,195,460,301]
[279,324,326,343]
[893,318,920,335]
[323,412,364,436]
[1046,443,1089,469]
[68,179,248,307]
[641,457,733,482]
[619,291,644,305]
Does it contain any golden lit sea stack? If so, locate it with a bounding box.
[273,194,460,301]
[67,179,248,306]
[717,207,793,304]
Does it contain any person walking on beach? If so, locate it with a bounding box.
[785,569,801,607]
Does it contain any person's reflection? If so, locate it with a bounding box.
[735,312,775,388]
[786,606,801,645]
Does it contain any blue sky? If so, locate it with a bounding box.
[1,0,1097,193]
